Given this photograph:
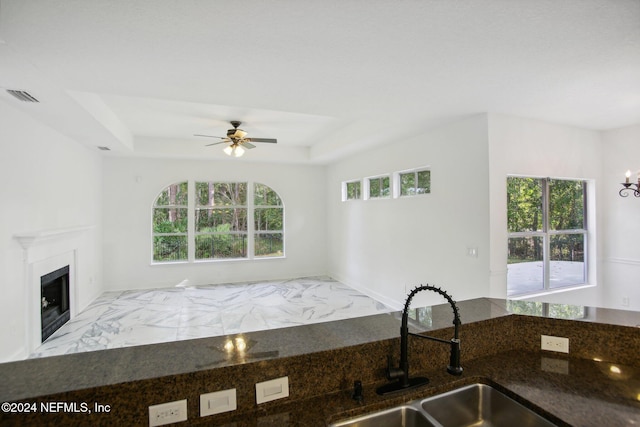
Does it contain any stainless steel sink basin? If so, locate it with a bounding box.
[330,405,435,427]
[330,383,558,427]
[420,383,557,427]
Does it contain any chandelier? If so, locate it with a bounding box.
[619,170,640,197]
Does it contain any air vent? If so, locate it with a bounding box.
[6,89,39,103]
[97,146,111,151]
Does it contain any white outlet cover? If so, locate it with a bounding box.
[200,389,237,417]
[541,335,569,354]
[256,376,289,404]
[149,399,187,427]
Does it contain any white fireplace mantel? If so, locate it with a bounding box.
[14,225,95,250]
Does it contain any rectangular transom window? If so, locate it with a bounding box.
[343,180,362,201]
[507,177,587,296]
[366,175,390,199]
[396,168,431,197]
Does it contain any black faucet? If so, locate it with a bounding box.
[376,285,463,395]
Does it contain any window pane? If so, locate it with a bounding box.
[549,179,585,230]
[549,234,585,288]
[196,208,247,232]
[369,178,380,198]
[153,235,187,262]
[381,176,390,197]
[507,177,543,232]
[255,207,283,231]
[195,234,247,259]
[255,233,283,257]
[507,236,544,295]
[153,208,188,233]
[254,183,282,206]
[346,181,360,200]
[197,182,247,206]
[400,172,415,196]
[416,170,431,194]
[154,182,188,206]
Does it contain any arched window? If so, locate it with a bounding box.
[152,181,284,263]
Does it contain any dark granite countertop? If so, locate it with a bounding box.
[1,298,639,426]
[213,350,639,427]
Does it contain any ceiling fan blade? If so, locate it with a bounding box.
[205,141,228,146]
[246,137,277,144]
[241,141,256,149]
[194,134,225,139]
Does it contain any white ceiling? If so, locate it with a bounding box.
[0,0,639,164]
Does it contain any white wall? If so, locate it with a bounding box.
[0,101,103,361]
[601,123,640,311]
[102,157,327,290]
[326,115,491,309]
[487,113,604,306]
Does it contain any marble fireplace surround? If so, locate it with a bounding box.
[13,226,93,357]
[0,298,638,426]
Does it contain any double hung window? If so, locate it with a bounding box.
[507,177,587,296]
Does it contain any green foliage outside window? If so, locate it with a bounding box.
[153,182,188,262]
[254,183,283,257]
[153,181,284,262]
[369,176,390,198]
[345,181,361,200]
[400,170,430,196]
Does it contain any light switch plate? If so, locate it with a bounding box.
[200,388,237,417]
[256,376,289,404]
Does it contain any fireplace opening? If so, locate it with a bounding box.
[41,265,70,342]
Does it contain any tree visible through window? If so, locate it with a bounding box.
[152,181,284,262]
[398,169,430,196]
[254,183,284,257]
[152,182,188,262]
[195,182,248,259]
[507,177,587,296]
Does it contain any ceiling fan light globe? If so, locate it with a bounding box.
[235,146,245,157]
[223,145,233,156]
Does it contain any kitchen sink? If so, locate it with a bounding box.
[420,383,557,427]
[330,405,435,427]
[330,383,558,427]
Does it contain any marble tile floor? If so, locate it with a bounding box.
[31,277,393,358]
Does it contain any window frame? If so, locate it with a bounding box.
[151,180,285,264]
[152,181,189,263]
[342,179,362,201]
[394,167,431,198]
[194,182,249,261]
[364,174,391,200]
[506,176,588,296]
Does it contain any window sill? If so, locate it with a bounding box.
[150,256,286,266]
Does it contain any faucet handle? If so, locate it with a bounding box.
[386,355,404,380]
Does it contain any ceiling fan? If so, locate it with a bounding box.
[195,120,277,157]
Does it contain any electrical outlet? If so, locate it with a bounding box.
[541,335,569,354]
[622,297,630,307]
[149,399,187,426]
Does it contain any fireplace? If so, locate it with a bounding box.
[41,265,70,342]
